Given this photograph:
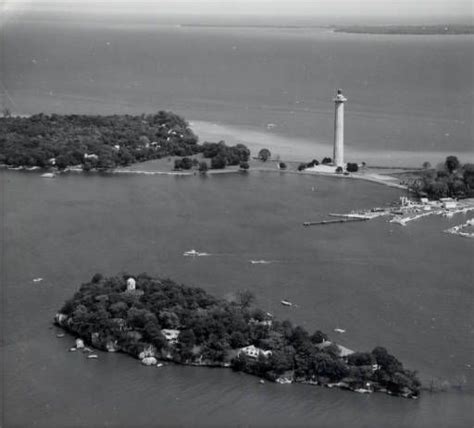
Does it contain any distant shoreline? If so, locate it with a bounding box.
[333,25,474,35]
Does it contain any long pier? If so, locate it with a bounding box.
[303,217,369,227]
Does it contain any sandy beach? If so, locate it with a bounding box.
[191,120,474,168]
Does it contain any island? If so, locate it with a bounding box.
[55,273,421,398]
[0,111,250,172]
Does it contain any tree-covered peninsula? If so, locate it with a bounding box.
[401,156,474,199]
[0,112,250,170]
[55,273,420,398]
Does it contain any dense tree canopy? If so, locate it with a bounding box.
[56,273,420,398]
[411,156,473,199]
[0,112,251,172]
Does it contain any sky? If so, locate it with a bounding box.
[2,0,472,20]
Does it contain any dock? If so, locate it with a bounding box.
[303,217,369,226]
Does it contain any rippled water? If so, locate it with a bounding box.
[2,13,473,161]
[2,12,473,427]
[2,170,473,427]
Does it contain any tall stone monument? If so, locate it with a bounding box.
[333,89,347,168]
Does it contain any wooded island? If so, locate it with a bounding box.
[55,273,421,398]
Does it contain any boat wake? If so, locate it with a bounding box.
[183,249,211,257]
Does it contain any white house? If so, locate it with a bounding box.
[84,153,99,161]
[249,318,273,328]
[238,345,272,359]
[126,277,136,291]
[161,329,180,344]
[443,201,457,209]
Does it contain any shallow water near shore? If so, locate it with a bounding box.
[2,169,474,427]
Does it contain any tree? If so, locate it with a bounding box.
[158,310,180,329]
[348,352,375,366]
[237,290,255,309]
[297,163,307,171]
[463,164,474,193]
[445,156,460,173]
[178,329,196,359]
[258,148,271,162]
[322,157,332,165]
[55,153,74,169]
[198,161,208,173]
[335,166,343,174]
[211,155,226,169]
[346,163,358,172]
[422,161,432,169]
[91,273,103,283]
[180,157,193,170]
[371,347,402,374]
[279,162,287,170]
[174,159,183,169]
[234,144,251,162]
[310,330,328,344]
[118,148,134,166]
[239,161,249,170]
[230,331,247,348]
[426,181,449,199]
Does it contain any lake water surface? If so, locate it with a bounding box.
[2,169,473,427]
[1,12,474,428]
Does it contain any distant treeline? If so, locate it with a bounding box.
[55,273,421,398]
[334,25,474,35]
[0,112,250,171]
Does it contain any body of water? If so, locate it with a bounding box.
[1,13,473,165]
[1,11,474,428]
[2,169,473,427]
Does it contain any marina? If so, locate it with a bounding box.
[306,197,474,232]
[444,219,474,238]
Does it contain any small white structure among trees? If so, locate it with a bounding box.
[238,345,272,359]
[126,277,136,291]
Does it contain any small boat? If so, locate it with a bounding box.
[334,328,346,334]
[69,347,77,352]
[280,300,292,307]
[87,354,99,359]
[259,379,265,384]
[183,249,209,257]
[32,278,43,283]
[56,333,65,338]
[156,363,164,368]
[41,172,56,178]
[250,260,272,264]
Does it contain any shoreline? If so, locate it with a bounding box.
[1,163,410,190]
[54,315,417,399]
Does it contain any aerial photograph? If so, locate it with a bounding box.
[1,0,473,427]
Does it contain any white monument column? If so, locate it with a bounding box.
[333,89,347,168]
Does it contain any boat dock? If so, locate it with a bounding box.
[303,217,369,227]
